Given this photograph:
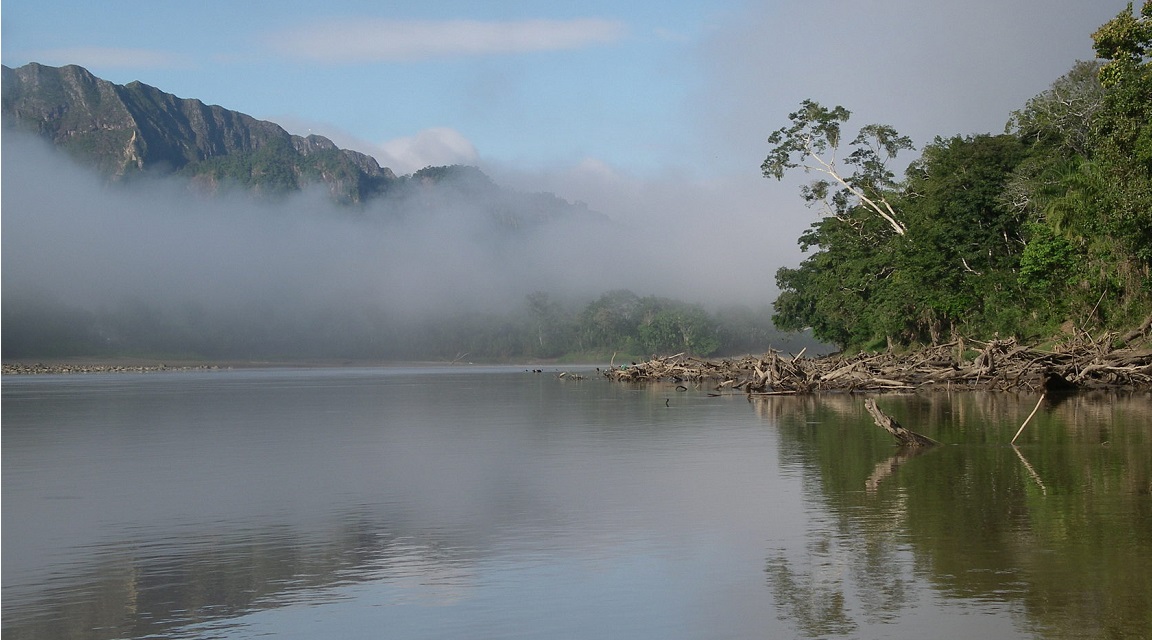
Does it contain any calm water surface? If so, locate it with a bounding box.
[3,367,1150,639]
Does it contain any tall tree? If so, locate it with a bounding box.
[762,100,913,236]
[1091,0,1152,266]
[1006,60,1106,159]
[900,134,1031,339]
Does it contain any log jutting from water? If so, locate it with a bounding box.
[601,334,1152,393]
[863,399,939,447]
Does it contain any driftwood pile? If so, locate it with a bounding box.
[603,334,1152,393]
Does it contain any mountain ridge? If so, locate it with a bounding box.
[1,62,604,229]
[2,62,412,202]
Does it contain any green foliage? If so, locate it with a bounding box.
[762,100,913,236]
[1093,1,1152,89]
[762,100,851,181]
[526,291,577,358]
[4,283,803,361]
[772,212,897,347]
[769,7,1152,350]
[1018,222,1078,323]
[772,133,1032,349]
[635,299,721,356]
[902,134,1031,332]
[578,289,643,354]
[1090,3,1152,269]
[3,63,401,203]
[1006,60,1106,157]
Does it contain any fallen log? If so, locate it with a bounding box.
[863,399,939,447]
[1117,315,1152,347]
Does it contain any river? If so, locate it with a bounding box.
[2,366,1150,639]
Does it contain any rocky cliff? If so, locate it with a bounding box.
[2,62,396,203]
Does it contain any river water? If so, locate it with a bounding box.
[2,366,1150,639]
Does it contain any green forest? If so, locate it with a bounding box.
[766,2,1152,352]
[2,288,818,362]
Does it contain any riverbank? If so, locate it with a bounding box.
[604,335,1152,392]
[0,356,572,375]
[9,332,1152,389]
[1,361,230,375]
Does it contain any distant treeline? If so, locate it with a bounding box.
[767,3,1152,351]
[1,289,822,362]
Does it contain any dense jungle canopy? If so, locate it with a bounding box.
[766,2,1152,352]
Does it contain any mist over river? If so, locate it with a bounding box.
[3,367,1150,639]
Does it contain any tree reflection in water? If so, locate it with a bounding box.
[755,391,1152,639]
[765,530,856,637]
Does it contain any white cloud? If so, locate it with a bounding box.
[267,18,627,63]
[569,157,624,183]
[22,47,187,70]
[377,127,480,174]
[267,120,478,175]
[484,155,809,307]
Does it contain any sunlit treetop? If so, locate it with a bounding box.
[1093,0,1152,87]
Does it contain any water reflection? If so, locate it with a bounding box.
[765,531,858,637]
[3,372,1150,639]
[3,505,493,639]
[755,391,1152,639]
[3,369,790,639]
[865,446,931,492]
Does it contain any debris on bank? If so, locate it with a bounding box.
[603,335,1152,393]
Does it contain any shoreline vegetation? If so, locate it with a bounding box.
[761,6,1152,358]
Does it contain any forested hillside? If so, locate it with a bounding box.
[767,2,1152,351]
[7,63,821,362]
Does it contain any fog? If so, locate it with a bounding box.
[1,133,803,359]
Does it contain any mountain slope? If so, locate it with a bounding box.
[1,62,605,230]
[2,62,396,202]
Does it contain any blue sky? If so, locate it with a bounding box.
[0,0,1135,305]
[3,1,1128,176]
[2,1,715,173]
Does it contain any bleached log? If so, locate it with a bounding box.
[863,399,939,447]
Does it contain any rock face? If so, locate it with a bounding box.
[1,62,396,202]
[1,61,610,230]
